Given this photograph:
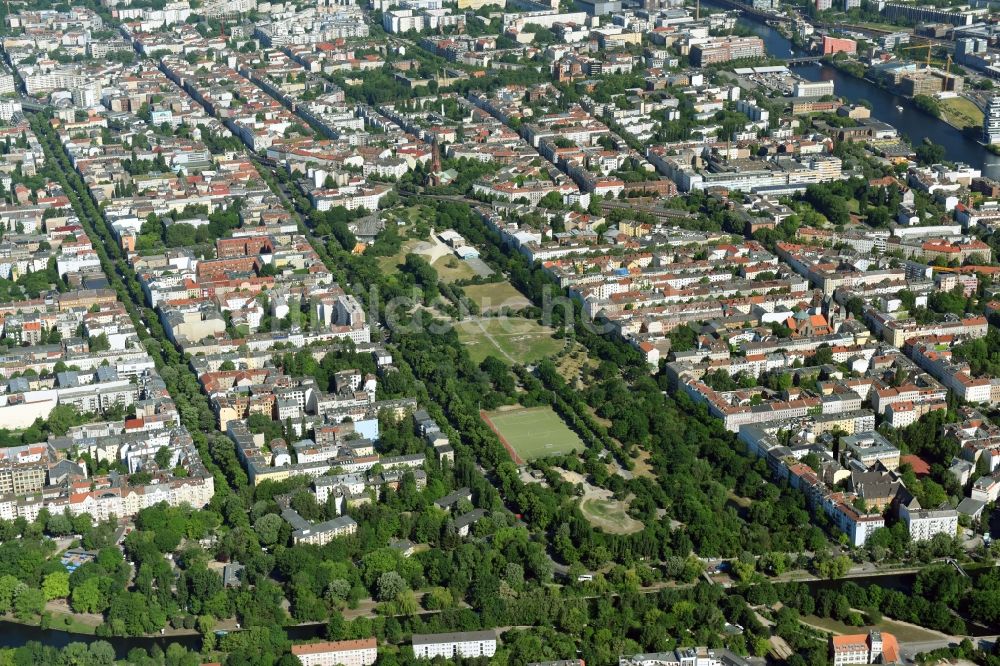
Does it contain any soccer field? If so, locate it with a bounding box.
[482,406,583,464]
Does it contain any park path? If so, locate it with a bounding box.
[471,317,517,364]
[44,599,103,627]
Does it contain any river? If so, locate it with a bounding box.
[719,7,1000,178]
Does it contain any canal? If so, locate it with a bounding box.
[720,7,1000,178]
[0,617,334,659]
[0,622,200,658]
[3,568,994,656]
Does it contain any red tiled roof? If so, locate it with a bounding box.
[900,454,930,476]
[291,638,377,655]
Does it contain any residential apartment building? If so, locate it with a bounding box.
[900,501,959,542]
[411,631,497,660]
[882,2,983,26]
[290,638,378,666]
[619,648,754,666]
[985,96,1000,146]
[283,508,358,546]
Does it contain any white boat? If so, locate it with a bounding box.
[896,105,904,112]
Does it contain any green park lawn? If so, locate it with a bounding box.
[800,614,944,643]
[454,317,563,365]
[579,498,644,535]
[431,255,478,283]
[939,96,985,129]
[461,282,531,313]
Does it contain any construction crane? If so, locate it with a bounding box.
[901,43,933,70]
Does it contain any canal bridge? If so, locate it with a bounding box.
[780,55,824,66]
[701,0,795,23]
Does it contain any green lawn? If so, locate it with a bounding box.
[403,204,431,224]
[553,343,598,387]
[579,498,644,535]
[454,317,563,365]
[431,254,478,283]
[383,205,431,226]
[462,282,531,313]
[939,96,984,129]
[800,614,943,643]
[376,238,421,275]
[376,239,475,283]
[483,406,583,462]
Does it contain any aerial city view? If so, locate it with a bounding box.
[5,0,1000,662]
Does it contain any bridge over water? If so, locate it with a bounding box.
[780,55,824,66]
[702,0,795,23]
